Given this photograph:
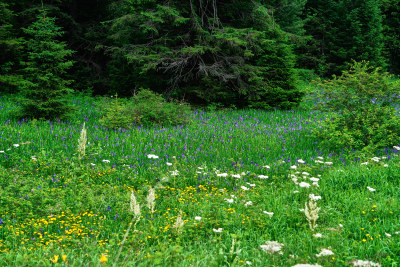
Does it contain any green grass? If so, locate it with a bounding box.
[0,94,399,266]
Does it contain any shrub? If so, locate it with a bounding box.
[311,61,400,154]
[99,89,191,129]
[127,89,191,127]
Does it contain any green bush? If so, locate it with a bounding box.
[127,89,191,127]
[99,89,191,129]
[311,61,400,154]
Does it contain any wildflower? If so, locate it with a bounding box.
[367,186,376,192]
[310,177,319,182]
[361,162,368,165]
[317,156,324,160]
[313,233,323,238]
[263,165,270,169]
[213,228,223,233]
[263,211,274,217]
[50,255,59,263]
[305,200,320,231]
[258,175,268,179]
[77,123,87,160]
[316,248,334,257]
[13,144,19,147]
[298,159,305,164]
[302,172,310,176]
[90,163,96,166]
[170,170,179,176]
[102,159,110,163]
[246,183,256,187]
[173,210,185,234]
[260,241,284,254]
[290,165,297,169]
[62,255,67,262]
[245,201,253,206]
[352,259,381,267]
[147,186,156,214]
[393,146,400,150]
[324,162,333,165]
[309,194,322,201]
[31,156,37,160]
[299,182,311,188]
[312,182,319,187]
[166,162,172,166]
[384,164,388,167]
[241,186,249,191]
[147,154,159,159]
[130,191,141,219]
[225,198,234,203]
[385,233,391,237]
[100,253,108,263]
[232,174,241,178]
[0,151,4,153]
[217,173,228,177]
[293,190,299,193]
[195,216,202,221]
[315,160,324,163]
[246,261,252,265]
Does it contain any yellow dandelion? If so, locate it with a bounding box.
[50,255,59,263]
[100,253,108,263]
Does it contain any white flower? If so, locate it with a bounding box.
[310,177,319,182]
[317,156,324,160]
[102,159,110,163]
[0,151,4,153]
[290,165,297,169]
[309,194,322,201]
[232,174,241,178]
[339,224,343,228]
[371,157,380,162]
[31,156,37,160]
[231,195,237,199]
[292,177,299,184]
[293,190,299,193]
[195,216,202,221]
[315,160,324,164]
[213,228,223,233]
[367,186,376,192]
[298,159,305,164]
[316,248,334,257]
[352,259,381,267]
[312,182,319,187]
[246,183,255,187]
[313,233,323,238]
[225,198,234,203]
[246,261,252,265]
[147,186,156,214]
[361,162,368,165]
[245,201,253,206]
[394,146,400,150]
[90,163,96,166]
[263,165,270,169]
[217,173,228,177]
[166,162,172,166]
[384,164,388,167]
[147,154,159,159]
[198,167,204,170]
[241,172,246,175]
[260,241,284,254]
[324,161,333,165]
[13,144,19,147]
[241,186,249,191]
[385,233,392,237]
[299,182,311,188]
[302,172,310,176]
[258,175,269,179]
[170,170,179,176]
[263,211,274,217]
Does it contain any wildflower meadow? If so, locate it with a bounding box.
[0,92,399,266]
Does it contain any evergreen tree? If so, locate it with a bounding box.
[19,10,75,120]
[101,0,303,109]
[301,0,386,76]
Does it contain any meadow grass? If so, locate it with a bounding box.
[0,93,399,266]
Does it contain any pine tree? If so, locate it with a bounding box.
[19,10,75,120]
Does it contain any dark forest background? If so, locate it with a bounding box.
[1,0,399,109]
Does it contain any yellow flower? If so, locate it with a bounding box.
[62,255,67,262]
[100,254,108,263]
[50,255,59,263]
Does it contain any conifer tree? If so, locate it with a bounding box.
[19,10,75,120]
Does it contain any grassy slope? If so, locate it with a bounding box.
[0,92,399,266]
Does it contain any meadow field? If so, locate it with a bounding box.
[0,92,399,266]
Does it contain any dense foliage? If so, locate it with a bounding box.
[311,61,400,153]
[0,0,399,105]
